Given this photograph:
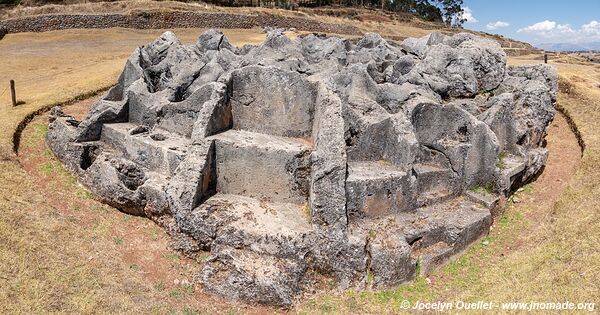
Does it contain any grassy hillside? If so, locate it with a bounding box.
[0,0,538,54]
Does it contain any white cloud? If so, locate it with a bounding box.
[461,7,478,24]
[518,20,556,33]
[486,21,510,30]
[517,20,600,45]
[582,20,600,35]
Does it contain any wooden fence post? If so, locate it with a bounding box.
[10,80,16,107]
[544,54,548,64]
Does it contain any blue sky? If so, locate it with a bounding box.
[461,0,600,45]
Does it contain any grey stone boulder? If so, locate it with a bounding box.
[448,33,506,93]
[368,232,415,288]
[300,34,350,66]
[349,32,404,65]
[47,107,86,172]
[196,29,235,53]
[310,228,369,290]
[505,64,558,101]
[80,154,147,215]
[384,55,419,84]
[75,99,129,142]
[47,29,556,306]
[499,76,556,150]
[400,34,430,58]
[166,141,215,228]
[401,32,506,98]
[479,93,519,154]
[412,103,500,190]
[104,47,144,102]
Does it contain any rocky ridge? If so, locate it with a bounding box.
[47,29,557,305]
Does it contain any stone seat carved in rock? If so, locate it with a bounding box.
[205,65,316,206]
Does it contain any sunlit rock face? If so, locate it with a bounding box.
[47,29,556,305]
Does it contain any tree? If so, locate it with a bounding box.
[0,0,20,4]
[434,0,465,27]
[390,0,417,13]
[415,0,443,23]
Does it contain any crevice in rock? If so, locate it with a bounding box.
[217,34,225,51]
[79,144,98,171]
[114,162,147,191]
[422,144,459,176]
[202,145,218,204]
[364,234,373,288]
[407,235,423,248]
[170,62,209,102]
[345,127,359,147]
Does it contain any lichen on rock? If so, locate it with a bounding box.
[47,29,557,305]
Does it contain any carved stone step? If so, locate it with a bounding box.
[208,130,312,204]
[354,197,491,288]
[502,155,527,179]
[346,161,416,219]
[183,193,313,256]
[101,122,191,175]
[178,193,314,305]
[413,163,460,206]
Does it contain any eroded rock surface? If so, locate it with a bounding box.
[47,29,557,305]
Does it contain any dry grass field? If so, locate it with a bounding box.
[0,24,599,314]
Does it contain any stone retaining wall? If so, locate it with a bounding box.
[0,11,362,36]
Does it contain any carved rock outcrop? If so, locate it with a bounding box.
[47,29,556,305]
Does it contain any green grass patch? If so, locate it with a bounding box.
[366,270,374,286]
[154,281,166,292]
[163,253,180,263]
[181,307,200,315]
[470,182,495,194]
[168,285,195,300]
[317,297,336,314]
[520,184,535,193]
[37,159,79,191]
[113,237,123,245]
[145,228,160,241]
[76,188,95,200]
[182,284,194,295]
[496,151,507,169]
[199,252,210,263]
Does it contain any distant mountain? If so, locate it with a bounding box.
[536,42,600,52]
